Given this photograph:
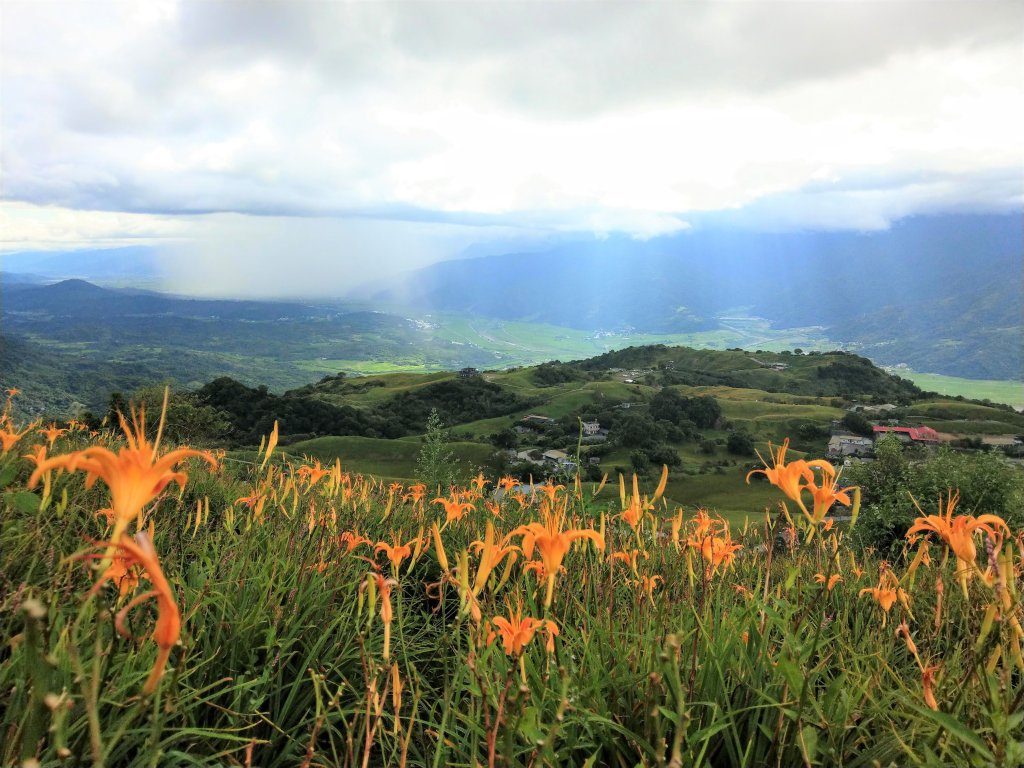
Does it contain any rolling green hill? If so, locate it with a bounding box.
[7,336,1020,520]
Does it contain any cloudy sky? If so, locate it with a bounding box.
[1,0,1021,293]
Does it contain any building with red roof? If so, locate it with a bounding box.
[872,425,941,444]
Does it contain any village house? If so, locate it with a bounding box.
[581,420,601,436]
[542,449,571,466]
[827,435,875,459]
[458,367,480,379]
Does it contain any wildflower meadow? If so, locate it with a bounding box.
[2,388,1023,767]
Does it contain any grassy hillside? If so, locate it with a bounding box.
[286,435,494,479]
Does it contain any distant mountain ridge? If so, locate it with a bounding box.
[377,214,1022,380]
[3,278,321,320]
[0,246,165,281]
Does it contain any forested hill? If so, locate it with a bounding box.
[167,345,923,447]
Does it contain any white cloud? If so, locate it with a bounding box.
[0,0,1020,259]
[0,202,189,252]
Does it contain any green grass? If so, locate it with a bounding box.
[293,359,436,376]
[897,370,1024,408]
[904,400,1024,428]
[662,472,783,525]
[286,434,494,480]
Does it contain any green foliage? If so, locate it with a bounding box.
[841,411,874,436]
[128,385,232,447]
[532,361,586,386]
[629,449,651,474]
[191,374,536,447]
[726,431,755,456]
[650,387,722,429]
[415,408,460,492]
[381,377,534,434]
[197,376,387,443]
[614,412,665,449]
[847,437,1024,551]
[816,359,921,403]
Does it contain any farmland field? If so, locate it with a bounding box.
[895,370,1024,408]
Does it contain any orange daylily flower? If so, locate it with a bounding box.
[28,399,217,547]
[340,530,372,554]
[906,491,1009,570]
[690,507,715,540]
[747,439,857,529]
[634,574,663,605]
[79,532,180,695]
[497,476,519,492]
[433,494,474,524]
[39,423,68,447]
[296,460,330,488]
[511,506,603,608]
[618,497,646,531]
[803,462,857,525]
[814,573,843,591]
[375,534,417,573]
[489,607,559,656]
[609,549,648,576]
[403,483,427,505]
[859,572,907,625]
[537,481,564,505]
[859,585,898,613]
[236,491,265,508]
[746,439,812,505]
[522,560,548,583]
[0,424,31,454]
[690,531,742,572]
[23,443,48,468]
[99,551,142,597]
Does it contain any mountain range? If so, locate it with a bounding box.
[2,213,1021,388]
[376,214,1022,380]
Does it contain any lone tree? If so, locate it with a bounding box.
[416,408,459,494]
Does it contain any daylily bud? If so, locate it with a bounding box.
[975,603,999,651]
